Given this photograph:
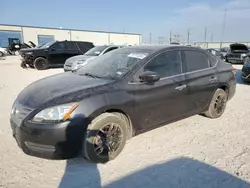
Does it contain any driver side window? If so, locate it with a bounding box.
[144,50,182,78]
[51,42,65,51]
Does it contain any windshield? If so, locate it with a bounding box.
[84,46,108,56]
[37,41,55,48]
[76,48,150,79]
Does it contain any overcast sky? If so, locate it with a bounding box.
[157,0,250,43]
[1,0,250,43]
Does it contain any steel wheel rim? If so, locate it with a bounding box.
[93,123,123,158]
[214,95,226,114]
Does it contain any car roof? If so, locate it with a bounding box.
[95,45,122,48]
[123,44,199,52]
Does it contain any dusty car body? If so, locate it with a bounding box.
[10,45,236,163]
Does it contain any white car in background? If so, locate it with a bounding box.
[64,45,123,72]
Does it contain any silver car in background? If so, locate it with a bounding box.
[64,45,123,72]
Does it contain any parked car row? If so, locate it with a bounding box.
[11,44,236,163]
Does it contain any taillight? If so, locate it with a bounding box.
[232,67,237,78]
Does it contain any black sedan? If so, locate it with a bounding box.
[10,45,236,163]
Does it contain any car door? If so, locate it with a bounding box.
[131,50,190,131]
[181,49,219,114]
[48,41,66,66]
[65,41,80,61]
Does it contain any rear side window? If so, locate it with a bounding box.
[184,50,209,72]
[77,42,94,51]
[207,53,218,67]
[66,42,77,50]
[144,50,181,78]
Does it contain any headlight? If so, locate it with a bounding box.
[76,59,85,64]
[32,103,79,123]
[72,60,87,70]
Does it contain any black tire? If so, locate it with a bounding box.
[34,57,48,70]
[82,113,128,163]
[204,88,228,119]
[112,112,132,140]
[0,52,4,57]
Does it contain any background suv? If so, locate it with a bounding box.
[225,43,249,64]
[19,40,94,70]
[64,45,122,72]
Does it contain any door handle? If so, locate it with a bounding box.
[209,77,217,82]
[175,84,187,91]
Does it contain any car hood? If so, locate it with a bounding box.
[230,44,249,53]
[65,55,97,66]
[19,48,43,53]
[16,72,114,109]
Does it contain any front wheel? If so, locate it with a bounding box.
[82,113,128,163]
[34,57,48,70]
[204,89,228,119]
[0,52,4,57]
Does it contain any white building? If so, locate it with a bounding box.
[0,24,142,47]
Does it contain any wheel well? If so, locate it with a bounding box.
[105,109,133,139]
[219,85,229,98]
[34,56,47,60]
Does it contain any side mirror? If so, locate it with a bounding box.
[139,71,160,83]
[51,47,56,51]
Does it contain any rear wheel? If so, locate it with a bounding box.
[204,89,228,118]
[34,57,48,70]
[82,113,128,163]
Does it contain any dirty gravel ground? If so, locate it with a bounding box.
[0,56,250,188]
